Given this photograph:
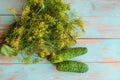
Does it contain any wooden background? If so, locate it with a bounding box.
[0,0,120,80]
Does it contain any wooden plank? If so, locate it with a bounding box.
[81,17,120,38]
[1,0,120,16]
[0,16,15,24]
[0,63,120,80]
[0,16,120,38]
[0,39,120,63]
[69,0,120,16]
[0,16,15,38]
[0,0,23,15]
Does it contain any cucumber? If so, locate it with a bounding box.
[56,61,89,73]
[48,47,87,63]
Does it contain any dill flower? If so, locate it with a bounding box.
[10,38,20,50]
[2,0,85,64]
[39,0,44,7]
[34,0,39,3]
[28,37,33,42]
[22,6,30,16]
[39,49,50,58]
[39,22,45,27]
[17,26,24,35]
[5,38,10,43]
[73,18,84,32]
[7,7,16,14]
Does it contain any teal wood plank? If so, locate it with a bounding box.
[0,16,15,35]
[82,17,120,38]
[0,63,120,80]
[68,0,120,16]
[0,39,120,63]
[0,0,23,15]
[0,16,15,24]
[0,0,120,16]
[0,16,120,38]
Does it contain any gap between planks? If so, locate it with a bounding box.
[0,62,120,64]
[1,15,120,17]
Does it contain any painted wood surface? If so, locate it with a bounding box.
[1,0,120,16]
[0,63,120,80]
[0,0,120,80]
[1,16,120,38]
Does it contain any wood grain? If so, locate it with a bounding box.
[1,16,120,38]
[0,0,23,15]
[0,63,120,80]
[1,0,120,16]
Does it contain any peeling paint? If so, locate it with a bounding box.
[76,60,83,62]
[110,63,120,66]
[102,57,120,62]
[0,24,10,28]
[0,63,14,66]
[90,73,99,80]
[102,47,108,51]
[8,74,17,80]
[53,77,60,80]
[0,68,4,72]
[76,39,102,44]
[0,56,16,63]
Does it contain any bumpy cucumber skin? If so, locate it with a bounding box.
[56,61,89,73]
[49,47,88,63]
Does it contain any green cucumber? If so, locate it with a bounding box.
[56,61,89,73]
[49,47,88,63]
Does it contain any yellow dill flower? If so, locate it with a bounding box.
[7,7,16,14]
[59,12,68,19]
[59,41,65,49]
[28,37,33,42]
[39,22,45,27]
[5,38,10,43]
[73,18,85,32]
[22,6,30,16]
[34,0,44,7]
[43,49,50,56]
[58,56,63,62]
[51,52,56,56]
[39,49,50,58]
[39,0,44,7]
[39,52,45,58]
[13,26,24,35]
[38,39,45,44]
[17,26,24,34]
[34,0,39,3]
[10,38,20,50]
[33,30,40,36]
[60,34,66,39]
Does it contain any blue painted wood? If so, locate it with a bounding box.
[0,0,23,15]
[1,0,120,16]
[70,0,120,16]
[1,16,120,38]
[0,63,120,80]
[82,17,120,38]
[0,16,15,24]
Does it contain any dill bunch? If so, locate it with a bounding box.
[1,0,85,63]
